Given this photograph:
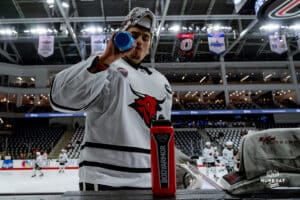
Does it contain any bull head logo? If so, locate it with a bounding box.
[129,85,166,128]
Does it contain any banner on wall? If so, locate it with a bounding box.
[38,35,54,57]
[2,159,13,168]
[91,35,106,55]
[21,160,31,168]
[269,33,288,54]
[207,31,226,55]
[176,33,194,62]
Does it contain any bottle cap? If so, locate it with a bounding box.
[114,31,135,51]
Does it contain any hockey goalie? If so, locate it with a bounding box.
[220,128,300,195]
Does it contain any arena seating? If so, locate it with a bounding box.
[2,99,300,114]
[232,102,258,109]
[66,126,85,159]
[16,104,33,113]
[255,122,300,130]
[172,101,184,110]
[279,99,300,108]
[205,127,257,149]
[0,127,64,159]
[174,128,202,156]
[255,98,279,108]
[32,105,53,113]
[3,122,297,160]
[184,102,207,110]
[61,127,203,158]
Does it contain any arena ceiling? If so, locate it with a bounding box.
[0,0,299,66]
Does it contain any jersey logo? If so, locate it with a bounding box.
[117,67,128,77]
[129,85,166,128]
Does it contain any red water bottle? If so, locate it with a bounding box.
[150,119,176,196]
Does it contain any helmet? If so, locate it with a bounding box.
[121,7,156,33]
[226,141,233,146]
[205,141,211,146]
[61,149,66,153]
[36,152,41,155]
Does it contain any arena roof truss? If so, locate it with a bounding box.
[0,0,299,66]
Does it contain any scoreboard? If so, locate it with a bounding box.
[235,0,300,24]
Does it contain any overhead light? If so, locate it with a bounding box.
[283,75,291,82]
[47,0,54,8]
[263,74,272,82]
[184,91,191,98]
[62,2,69,8]
[259,23,280,31]
[212,24,221,31]
[0,28,17,36]
[47,28,55,33]
[199,76,206,83]
[233,0,242,4]
[81,26,103,34]
[169,24,180,32]
[264,74,272,79]
[289,24,300,30]
[206,24,232,33]
[240,75,249,82]
[24,27,57,35]
[192,91,198,97]
[46,0,54,4]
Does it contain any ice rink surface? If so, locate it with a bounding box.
[0,169,79,194]
[0,167,223,195]
[1,167,297,200]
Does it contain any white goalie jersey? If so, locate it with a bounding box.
[50,56,172,188]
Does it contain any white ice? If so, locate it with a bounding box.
[0,167,221,194]
[0,169,79,194]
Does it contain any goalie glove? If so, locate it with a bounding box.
[175,148,202,189]
[176,162,203,189]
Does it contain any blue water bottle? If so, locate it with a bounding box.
[114,31,136,52]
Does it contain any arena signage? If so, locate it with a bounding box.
[255,0,300,22]
[24,109,300,117]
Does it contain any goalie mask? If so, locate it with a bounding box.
[121,7,156,34]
